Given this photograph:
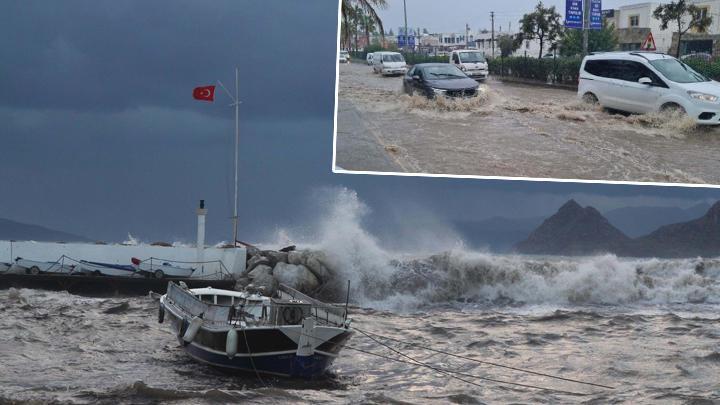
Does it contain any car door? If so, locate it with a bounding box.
[614,61,664,113]
[583,59,622,109]
[403,66,416,93]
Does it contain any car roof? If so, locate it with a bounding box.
[375,51,401,55]
[415,63,454,67]
[585,51,675,62]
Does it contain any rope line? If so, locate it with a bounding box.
[295,329,587,396]
[354,327,615,390]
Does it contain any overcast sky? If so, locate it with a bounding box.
[377,0,636,33]
[1,0,719,246]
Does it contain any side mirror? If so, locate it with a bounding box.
[412,75,421,81]
[639,77,653,85]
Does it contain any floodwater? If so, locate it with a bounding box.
[2,253,719,404]
[335,62,720,184]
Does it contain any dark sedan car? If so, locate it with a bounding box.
[403,63,480,99]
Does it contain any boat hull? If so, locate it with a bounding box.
[162,295,353,378]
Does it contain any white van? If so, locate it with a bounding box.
[450,50,489,81]
[339,50,350,64]
[366,52,374,65]
[578,52,720,125]
[372,52,407,76]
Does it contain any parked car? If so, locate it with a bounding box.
[449,50,489,81]
[578,51,720,125]
[372,52,408,76]
[403,63,480,99]
[681,52,713,62]
[366,52,374,65]
[339,50,350,64]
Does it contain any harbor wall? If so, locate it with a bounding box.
[0,241,246,278]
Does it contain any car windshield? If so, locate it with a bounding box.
[383,54,404,62]
[421,65,466,79]
[459,52,486,63]
[340,51,348,56]
[649,58,709,83]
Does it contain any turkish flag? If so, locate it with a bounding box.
[193,85,215,102]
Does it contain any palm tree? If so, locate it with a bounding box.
[341,0,386,50]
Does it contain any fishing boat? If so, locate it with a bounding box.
[73,260,140,277]
[158,282,353,378]
[8,258,75,275]
[131,257,195,279]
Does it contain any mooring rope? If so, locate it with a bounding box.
[240,322,266,386]
[295,330,587,396]
[353,327,615,390]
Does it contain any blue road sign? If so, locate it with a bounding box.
[565,0,584,29]
[590,0,603,29]
[397,35,415,48]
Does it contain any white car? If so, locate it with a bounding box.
[366,52,374,65]
[339,50,350,64]
[450,50,489,81]
[372,51,408,76]
[578,52,720,125]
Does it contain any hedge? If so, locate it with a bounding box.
[683,58,720,81]
[488,56,583,85]
[348,50,447,65]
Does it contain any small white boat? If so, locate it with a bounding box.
[10,258,75,275]
[73,260,140,277]
[159,282,353,377]
[131,257,195,279]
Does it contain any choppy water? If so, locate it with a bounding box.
[2,191,719,403]
[2,254,719,404]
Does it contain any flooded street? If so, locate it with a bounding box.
[335,62,720,184]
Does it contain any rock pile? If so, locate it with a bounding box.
[237,246,339,299]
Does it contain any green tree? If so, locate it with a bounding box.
[559,22,618,56]
[341,0,386,50]
[498,34,521,57]
[518,1,563,58]
[653,0,713,57]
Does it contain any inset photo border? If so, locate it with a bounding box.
[332,0,720,189]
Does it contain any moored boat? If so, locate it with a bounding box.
[159,282,353,378]
[8,258,75,275]
[74,260,140,277]
[131,257,195,279]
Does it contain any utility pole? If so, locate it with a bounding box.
[403,0,409,52]
[583,0,590,55]
[491,11,495,57]
[466,23,469,48]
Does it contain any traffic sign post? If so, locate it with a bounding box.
[641,32,657,51]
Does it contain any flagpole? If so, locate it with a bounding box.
[233,67,239,246]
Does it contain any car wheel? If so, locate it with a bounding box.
[154,269,164,279]
[29,266,40,275]
[582,92,599,104]
[661,103,686,115]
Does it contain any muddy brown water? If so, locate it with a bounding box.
[336,63,720,185]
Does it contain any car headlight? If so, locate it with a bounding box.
[688,91,718,102]
[432,88,447,95]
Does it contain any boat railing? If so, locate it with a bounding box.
[277,284,348,327]
[166,282,349,329]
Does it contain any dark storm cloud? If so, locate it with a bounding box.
[1,0,337,119]
[1,0,719,245]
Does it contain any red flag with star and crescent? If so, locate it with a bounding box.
[193,85,215,102]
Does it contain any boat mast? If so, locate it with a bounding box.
[233,67,239,246]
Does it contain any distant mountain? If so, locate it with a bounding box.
[631,201,720,258]
[603,202,712,237]
[0,217,91,242]
[453,216,545,252]
[515,200,720,258]
[515,200,631,256]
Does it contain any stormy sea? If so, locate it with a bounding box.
[1,192,719,404]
